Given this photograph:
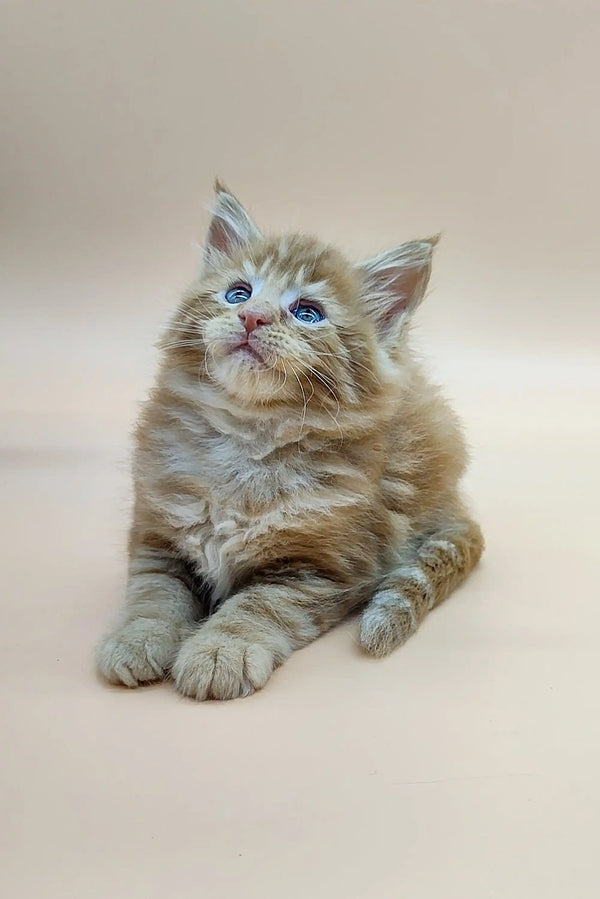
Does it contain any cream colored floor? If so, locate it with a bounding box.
[2,347,599,898]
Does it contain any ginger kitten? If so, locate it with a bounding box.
[96,182,484,701]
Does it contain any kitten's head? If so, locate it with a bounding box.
[165,182,437,416]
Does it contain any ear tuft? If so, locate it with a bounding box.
[356,237,438,344]
[213,177,229,195]
[202,182,262,269]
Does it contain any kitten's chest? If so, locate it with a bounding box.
[174,493,251,601]
[159,435,314,596]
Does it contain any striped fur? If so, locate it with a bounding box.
[359,520,484,657]
[96,183,484,700]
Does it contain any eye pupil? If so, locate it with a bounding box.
[225,283,252,304]
[292,303,324,324]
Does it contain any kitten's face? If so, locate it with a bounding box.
[187,237,378,407]
[164,183,436,415]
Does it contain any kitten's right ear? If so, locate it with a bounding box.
[202,180,262,270]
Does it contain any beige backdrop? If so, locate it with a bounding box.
[2,2,599,897]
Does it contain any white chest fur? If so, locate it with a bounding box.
[152,427,318,600]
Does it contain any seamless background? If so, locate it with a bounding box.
[2,2,599,897]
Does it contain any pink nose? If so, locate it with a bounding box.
[239,309,272,333]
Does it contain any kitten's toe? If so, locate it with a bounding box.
[173,633,274,701]
[359,592,415,657]
[96,620,180,687]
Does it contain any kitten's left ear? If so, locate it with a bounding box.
[202,180,262,269]
[356,236,439,343]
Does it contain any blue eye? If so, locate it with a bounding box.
[225,282,252,304]
[292,303,325,325]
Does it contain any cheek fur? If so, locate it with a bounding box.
[202,313,242,352]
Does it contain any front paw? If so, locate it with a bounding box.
[96,619,182,687]
[172,631,275,701]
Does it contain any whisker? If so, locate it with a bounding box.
[287,360,308,441]
[283,348,340,399]
[161,339,203,351]
[269,361,289,398]
[282,350,343,439]
[313,349,380,385]
[200,339,222,380]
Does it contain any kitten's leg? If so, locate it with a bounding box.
[359,517,484,657]
[172,577,350,701]
[96,544,200,687]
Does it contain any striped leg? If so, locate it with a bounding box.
[172,575,351,701]
[96,544,200,687]
[359,518,484,657]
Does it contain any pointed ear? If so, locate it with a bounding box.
[203,180,262,269]
[356,236,439,343]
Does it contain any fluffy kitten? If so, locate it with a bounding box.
[96,181,483,700]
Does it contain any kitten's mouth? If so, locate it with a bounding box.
[229,339,264,363]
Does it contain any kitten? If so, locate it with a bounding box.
[96,181,484,701]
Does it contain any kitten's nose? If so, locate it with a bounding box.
[239,308,272,333]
